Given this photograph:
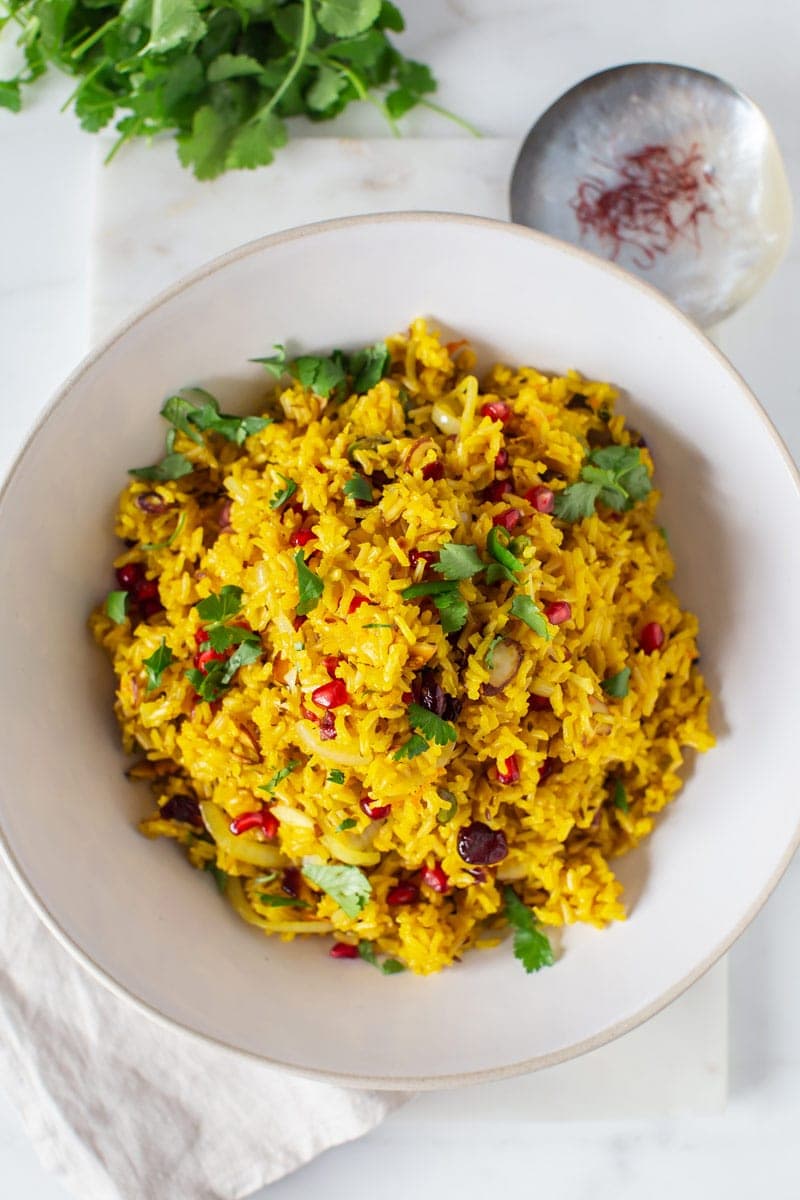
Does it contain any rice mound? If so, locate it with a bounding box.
[90,319,714,975]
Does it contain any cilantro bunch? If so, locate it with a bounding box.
[554,445,652,522]
[0,1,466,180]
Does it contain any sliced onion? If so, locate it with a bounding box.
[322,832,380,867]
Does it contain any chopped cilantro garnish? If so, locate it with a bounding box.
[613,779,630,812]
[350,342,391,393]
[484,635,503,669]
[251,345,287,377]
[436,788,458,824]
[105,589,128,624]
[358,940,406,975]
[302,862,371,918]
[269,474,298,510]
[510,594,551,639]
[601,667,631,698]
[343,474,373,502]
[503,886,554,974]
[402,578,469,634]
[196,585,244,624]
[554,445,652,522]
[433,543,484,580]
[259,759,302,794]
[327,770,346,785]
[143,638,174,693]
[141,511,186,552]
[408,703,457,746]
[294,550,324,616]
[129,452,193,483]
[392,733,430,761]
[171,389,270,446]
[293,353,347,399]
[336,818,357,832]
[186,640,261,702]
[363,622,394,630]
[255,341,390,398]
[205,862,229,894]
[258,894,312,909]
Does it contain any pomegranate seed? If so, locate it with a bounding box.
[408,549,437,569]
[329,942,359,959]
[525,485,555,514]
[282,867,301,897]
[457,821,508,865]
[420,862,449,893]
[311,679,349,709]
[544,601,571,626]
[480,401,512,424]
[135,578,159,602]
[116,562,145,590]
[319,711,337,740]
[194,627,209,646]
[230,810,279,839]
[347,593,371,615]
[194,648,226,674]
[494,448,509,470]
[539,757,556,783]
[421,461,444,481]
[492,508,522,532]
[484,478,512,503]
[497,755,521,784]
[639,621,665,654]
[387,882,419,906]
[293,615,307,630]
[160,794,202,827]
[360,795,391,821]
[401,691,413,704]
[290,528,317,548]
[529,693,552,712]
[300,705,319,724]
[140,598,164,619]
[323,655,341,679]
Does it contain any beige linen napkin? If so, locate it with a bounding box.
[0,868,403,1200]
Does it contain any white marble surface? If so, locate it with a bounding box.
[2,0,800,1195]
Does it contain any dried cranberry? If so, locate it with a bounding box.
[497,755,520,784]
[528,693,552,712]
[360,796,391,820]
[492,508,522,532]
[135,492,169,515]
[525,485,555,514]
[160,794,202,827]
[421,461,445,481]
[312,679,349,709]
[135,578,159,603]
[480,401,512,424]
[408,548,437,570]
[139,598,164,619]
[116,562,145,590]
[420,863,449,893]
[329,942,359,959]
[544,601,571,626]
[639,622,665,654]
[412,668,461,722]
[457,821,508,866]
[319,711,337,740]
[387,882,419,906]
[282,867,301,897]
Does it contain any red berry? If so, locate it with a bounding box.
[525,485,555,514]
[544,601,571,626]
[492,507,522,532]
[494,448,509,470]
[387,882,419,906]
[116,562,145,590]
[293,615,307,631]
[311,679,349,709]
[457,822,508,866]
[484,478,512,503]
[360,796,391,821]
[408,549,437,570]
[421,461,445,481]
[134,578,159,602]
[347,593,371,615]
[300,704,319,724]
[290,528,317,547]
[639,621,665,654]
[194,648,226,674]
[529,693,552,712]
[480,401,512,424]
[329,942,359,959]
[323,655,341,679]
[229,810,279,838]
[194,627,209,646]
[420,863,449,893]
[139,598,164,619]
[319,711,337,740]
[497,754,521,784]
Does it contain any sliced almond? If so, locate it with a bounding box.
[483,639,523,695]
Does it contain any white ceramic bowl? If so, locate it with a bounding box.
[1,214,799,1089]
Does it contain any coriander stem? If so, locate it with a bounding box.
[419,98,482,138]
[70,15,118,61]
[258,0,313,121]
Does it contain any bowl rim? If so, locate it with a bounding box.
[1,209,798,1090]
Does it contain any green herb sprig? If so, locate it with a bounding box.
[503,886,554,974]
[554,445,652,522]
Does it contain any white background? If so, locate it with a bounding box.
[2,0,800,1195]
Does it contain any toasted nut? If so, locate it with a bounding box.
[483,639,523,695]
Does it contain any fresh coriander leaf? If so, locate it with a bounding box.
[0,80,22,114]
[484,635,503,669]
[306,64,348,111]
[221,639,262,684]
[143,638,174,692]
[252,344,287,377]
[294,549,324,615]
[327,770,346,785]
[205,861,228,893]
[336,818,357,831]
[141,511,186,552]
[601,667,631,699]
[343,474,373,502]
[377,1,405,31]
[292,354,347,398]
[177,103,235,181]
[434,587,469,634]
[433,543,484,581]
[397,58,436,95]
[317,0,381,38]
[161,394,205,444]
[186,664,226,703]
[129,452,194,482]
[510,594,551,639]
[553,481,601,522]
[141,0,207,56]
[270,474,298,509]
[259,759,302,794]
[205,623,259,653]
[503,886,554,974]
[659,526,670,544]
[105,590,129,624]
[302,862,371,917]
[358,939,406,974]
[385,87,416,119]
[258,893,312,908]
[349,341,390,392]
[613,779,630,812]
[436,788,458,824]
[485,562,515,585]
[589,445,642,474]
[207,52,265,81]
[381,957,406,974]
[195,585,244,624]
[408,702,456,747]
[402,580,463,599]
[226,110,287,171]
[392,733,429,761]
[620,462,652,503]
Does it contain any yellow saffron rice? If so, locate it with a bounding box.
[90,320,714,975]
